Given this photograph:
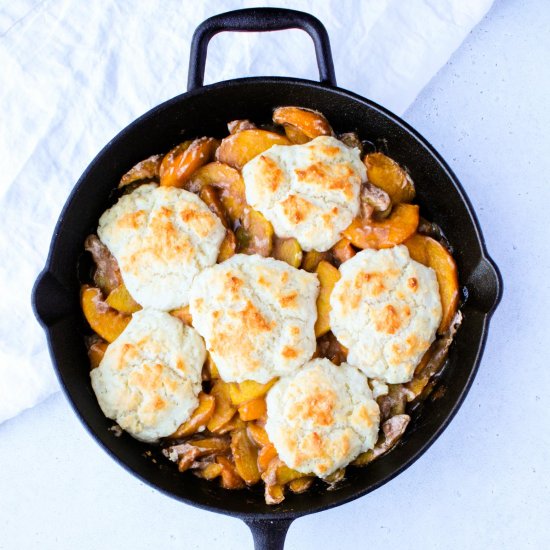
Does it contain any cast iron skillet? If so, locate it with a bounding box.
[32,8,502,550]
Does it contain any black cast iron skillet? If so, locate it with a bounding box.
[32,8,502,550]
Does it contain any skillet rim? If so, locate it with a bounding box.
[32,75,502,521]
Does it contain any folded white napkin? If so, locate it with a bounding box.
[0,0,493,424]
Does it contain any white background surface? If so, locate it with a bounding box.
[1,0,550,548]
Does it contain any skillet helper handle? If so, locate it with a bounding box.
[187,7,336,91]
[244,518,294,550]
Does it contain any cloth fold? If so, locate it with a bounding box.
[0,0,493,424]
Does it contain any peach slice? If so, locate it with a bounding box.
[206,380,237,433]
[276,463,307,485]
[258,443,278,473]
[199,185,230,228]
[342,203,419,249]
[264,482,285,504]
[215,129,290,169]
[216,456,246,489]
[283,125,310,144]
[160,141,192,174]
[231,428,261,485]
[330,238,356,265]
[119,154,162,188]
[169,392,216,438]
[247,423,271,448]
[214,415,246,435]
[186,161,247,223]
[229,379,277,406]
[105,283,141,314]
[217,230,237,263]
[159,137,218,188]
[404,234,459,333]
[314,260,341,337]
[81,286,130,343]
[235,207,274,257]
[273,237,303,268]
[238,397,267,422]
[363,152,415,204]
[189,437,231,454]
[195,462,223,480]
[87,339,108,369]
[288,477,314,493]
[273,106,333,140]
[301,249,331,272]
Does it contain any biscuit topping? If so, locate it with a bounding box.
[330,246,442,383]
[189,254,319,383]
[242,136,365,252]
[98,184,225,310]
[265,359,380,477]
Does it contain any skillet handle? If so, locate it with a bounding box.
[466,255,503,315]
[244,518,294,550]
[32,269,74,327]
[187,8,336,91]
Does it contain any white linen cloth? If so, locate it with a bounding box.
[0,0,493,424]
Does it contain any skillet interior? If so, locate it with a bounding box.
[33,78,501,520]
